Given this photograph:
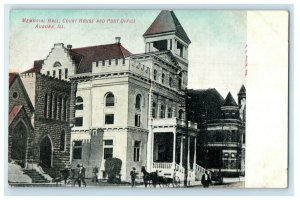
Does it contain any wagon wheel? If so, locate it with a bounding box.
[174,176,180,188]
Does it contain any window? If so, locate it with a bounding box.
[105,114,114,124]
[102,60,105,66]
[73,141,82,159]
[135,94,141,109]
[47,71,50,76]
[104,139,113,159]
[135,114,141,127]
[162,73,165,84]
[65,68,68,79]
[105,93,114,106]
[115,59,118,65]
[169,77,172,87]
[53,61,62,67]
[75,97,83,110]
[12,92,19,99]
[44,94,48,118]
[109,59,111,65]
[60,131,66,151]
[133,141,141,162]
[75,117,83,127]
[152,102,157,118]
[160,105,165,118]
[167,108,172,118]
[122,58,125,65]
[178,72,182,89]
[49,93,53,118]
[178,109,183,120]
[53,70,56,78]
[104,148,113,159]
[153,69,157,80]
[53,95,57,119]
[58,69,62,79]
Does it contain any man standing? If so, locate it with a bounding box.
[73,164,81,187]
[92,166,99,183]
[130,167,137,187]
[79,164,86,187]
[201,170,212,188]
[61,166,70,184]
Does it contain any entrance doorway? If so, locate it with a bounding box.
[40,136,52,168]
[11,121,28,167]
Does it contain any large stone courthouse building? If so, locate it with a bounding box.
[9,10,245,182]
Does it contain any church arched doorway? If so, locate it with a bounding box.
[40,136,52,168]
[11,121,28,167]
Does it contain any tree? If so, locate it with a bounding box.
[104,158,122,183]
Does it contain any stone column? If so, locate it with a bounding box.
[193,137,197,169]
[172,130,177,167]
[187,136,190,170]
[180,136,183,166]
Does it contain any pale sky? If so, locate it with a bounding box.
[9,10,246,100]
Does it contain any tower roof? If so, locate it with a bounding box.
[223,92,238,106]
[143,10,191,44]
[238,84,246,96]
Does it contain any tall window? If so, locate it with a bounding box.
[53,70,56,78]
[152,102,157,118]
[53,95,57,119]
[104,140,113,159]
[178,72,182,89]
[179,109,184,120]
[60,131,66,151]
[65,68,68,79]
[133,141,141,162]
[73,141,82,159]
[162,73,165,84]
[49,93,53,118]
[105,93,114,107]
[75,97,83,110]
[105,114,114,124]
[58,69,62,79]
[169,77,173,87]
[44,94,48,118]
[135,114,141,127]
[47,71,50,76]
[135,94,141,109]
[168,107,172,118]
[102,60,105,66]
[153,69,157,80]
[160,105,165,118]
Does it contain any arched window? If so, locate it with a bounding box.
[178,72,182,89]
[179,109,184,120]
[152,102,157,118]
[60,131,65,151]
[44,94,48,118]
[53,61,62,67]
[160,105,165,118]
[168,107,172,118]
[49,93,53,119]
[153,69,157,80]
[162,73,165,84]
[106,93,115,106]
[75,97,83,110]
[135,94,142,109]
[169,77,173,87]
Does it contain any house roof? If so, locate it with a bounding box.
[143,10,191,44]
[9,73,17,88]
[9,105,23,126]
[187,88,225,123]
[238,85,246,96]
[72,43,132,74]
[22,60,44,73]
[223,92,238,106]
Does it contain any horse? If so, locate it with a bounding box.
[141,166,158,188]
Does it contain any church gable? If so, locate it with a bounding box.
[41,43,78,80]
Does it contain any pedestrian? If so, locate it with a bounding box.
[92,165,99,183]
[72,164,81,187]
[130,167,137,187]
[79,164,87,187]
[201,170,212,188]
[61,166,70,184]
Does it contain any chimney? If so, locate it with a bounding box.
[67,44,72,49]
[115,37,121,44]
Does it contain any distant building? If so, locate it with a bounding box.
[187,86,246,177]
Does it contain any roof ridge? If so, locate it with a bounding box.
[72,43,120,50]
